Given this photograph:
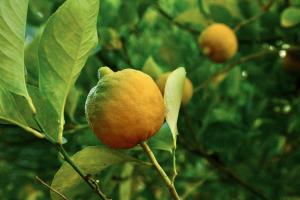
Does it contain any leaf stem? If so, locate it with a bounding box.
[140,142,181,200]
[35,176,69,200]
[234,0,276,32]
[171,149,178,184]
[55,143,110,200]
[193,48,278,93]
[31,117,110,200]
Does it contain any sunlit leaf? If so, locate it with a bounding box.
[0,85,42,138]
[38,0,99,142]
[174,8,209,27]
[197,0,211,17]
[119,163,134,200]
[281,7,300,28]
[0,0,35,112]
[142,56,163,79]
[51,146,145,200]
[164,67,186,148]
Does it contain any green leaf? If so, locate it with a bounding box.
[142,56,163,80]
[197,0,211,17]
[164,67,186,148]
[38,0,99,143]
[281,7,300,28]
[209,4,233,24]
[65,86,82,123]
[0,0,35,112]
[174,8,209,28]
[51,146,144,200]
[0,85,43,138]
[27,0,54,26]
[119,163,134,200]
[27,86,60,139]
[25,34,41,86]
[148,123,173,152]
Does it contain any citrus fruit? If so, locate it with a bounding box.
[198,23,238,63]
[85,67,165,149]
[156,72,193,105]
[283,49,300,72]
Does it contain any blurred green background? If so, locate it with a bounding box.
[1,0,300,199]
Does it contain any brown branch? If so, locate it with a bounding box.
[180,111,269,200]
[234,0,276,32]
[153,4,200,36]
[193,49,278,93]
[35,176,69,200]
[180,134,268,200]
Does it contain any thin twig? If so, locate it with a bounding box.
[186,144,269,200]
[234,0,276,32]
[180,111,269,200]
[35,176,69,200]
[153,4,200,36]
[63,124,89,134]
[56,144,110,200]
[32,115,110,200]
[181,180,204,200]
[193,49,278,93]
[140,142,181,200]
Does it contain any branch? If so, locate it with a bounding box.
[180,111,269,200]
[36,176,69,200]
[153,4,200,36]
[234,0,276,32]
[140,142,181,200]
[185,145,269,200]
[181,180,204,200]
[193,49,278,93]
[56,143,110,200]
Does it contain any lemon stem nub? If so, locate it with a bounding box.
[202,46,211,55]
[98,67,114,79]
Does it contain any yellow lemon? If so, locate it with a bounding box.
[85,67,165,149]
[198,23,238,63]
[156,72,193,105]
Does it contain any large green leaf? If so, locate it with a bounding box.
[0,0,35,112]
[197,0,211,17]
[65,86,82,123]
[148,123,173,153]
[119,163,134,200]
[0,85,43,138]
[27,86,60,139]
[142,56,163,80]
[281,7,300,28]
[25,34,41,86]
[164,67,186,148]
[51,146,144,200]
[38,0,99,143]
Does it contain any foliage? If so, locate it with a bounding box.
[0,0,300,200]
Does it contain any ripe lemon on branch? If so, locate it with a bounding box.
[85,67,165,149]
[198,23,238,63]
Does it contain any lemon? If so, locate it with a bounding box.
[156,72,193,105]
[198,23,238,63]
[283,50,300,72]
[85,67,165,149]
